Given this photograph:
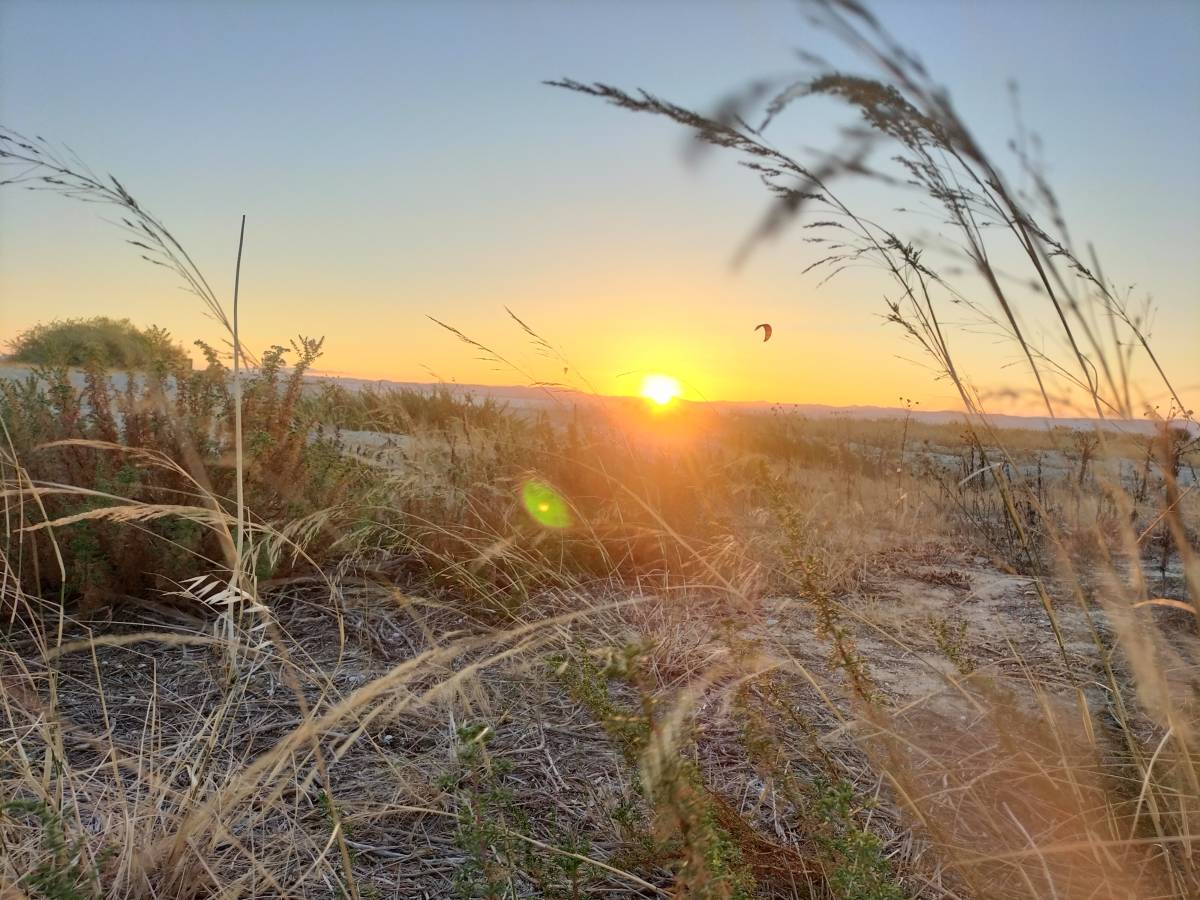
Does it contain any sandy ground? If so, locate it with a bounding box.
[7,529,1177,898]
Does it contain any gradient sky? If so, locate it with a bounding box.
[1,0,1197,412]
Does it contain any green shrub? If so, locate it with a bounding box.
[5,317,190,370]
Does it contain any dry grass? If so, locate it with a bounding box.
[2,1,1197,897]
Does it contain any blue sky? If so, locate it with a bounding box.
[1,0,1197,409]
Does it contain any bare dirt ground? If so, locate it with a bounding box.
[3,536,1180,898]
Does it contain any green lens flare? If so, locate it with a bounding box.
[521,480,571,529]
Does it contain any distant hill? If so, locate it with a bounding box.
[304,373,1183,435]
[0,362,1185,436]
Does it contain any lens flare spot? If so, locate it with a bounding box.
[522,480,571,528]
[640,374,682,407]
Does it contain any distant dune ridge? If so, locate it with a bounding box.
[273,371,1199,435]
[0,360,1187,435]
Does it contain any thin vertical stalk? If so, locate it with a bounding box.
[231,214,247,590]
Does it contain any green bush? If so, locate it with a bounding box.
[5,317,190,369]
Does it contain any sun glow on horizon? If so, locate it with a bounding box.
[640,373,683,407]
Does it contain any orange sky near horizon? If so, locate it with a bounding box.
[0,215,1191,420]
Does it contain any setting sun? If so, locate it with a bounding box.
[640,373,682,406]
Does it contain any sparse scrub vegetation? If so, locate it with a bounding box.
[1,1,1197,897]
[0,334,361,609]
